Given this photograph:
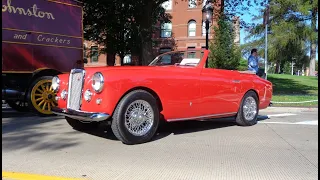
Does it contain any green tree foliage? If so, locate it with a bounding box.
[208,14,241,70]
[238,58,249,71]
[243,0,318,75]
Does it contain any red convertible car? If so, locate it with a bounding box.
[51,50,273,145]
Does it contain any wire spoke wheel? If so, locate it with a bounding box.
[30,79,57,115]
[124,100,154,136]
[242,96,257,121]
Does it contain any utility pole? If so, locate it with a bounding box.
[291,61,294,75]
[263,3,270,79]
[292,58,296,75]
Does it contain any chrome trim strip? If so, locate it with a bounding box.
[167,112,237,122]
[52,107,110,122]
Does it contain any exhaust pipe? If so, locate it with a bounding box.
[2,89,24,100]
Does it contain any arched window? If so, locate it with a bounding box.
[188,20,196,37]
[161,22,172,38]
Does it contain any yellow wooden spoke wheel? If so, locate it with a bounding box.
[29,76,57,115]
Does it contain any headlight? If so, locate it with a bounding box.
[92,72,104,93]
[52,76,60,92]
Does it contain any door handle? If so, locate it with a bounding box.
[232,80,241,83]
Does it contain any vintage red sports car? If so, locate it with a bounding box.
[52,50,273,145]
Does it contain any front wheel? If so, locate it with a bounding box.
[111,90,160,145]
[236,91,259,126]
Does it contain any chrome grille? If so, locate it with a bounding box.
[67,69,85,110]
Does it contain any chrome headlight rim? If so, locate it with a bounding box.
[92,72,104,93]
[52,76,60,92]
[84,89,93,102]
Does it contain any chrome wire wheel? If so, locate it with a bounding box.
[242,96,257,121]
[124,100,154,136]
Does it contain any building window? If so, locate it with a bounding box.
[188,20,196,37]
[161,22,172,38]
[188,0,197,8]
[201,46,206,58]
[162,0,172,10]
[123,54,132,64]
[90,46,98,63]
[187,47,196,58]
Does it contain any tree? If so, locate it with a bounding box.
[82,0,170,64]
[242,0,318,75]
[82,0,270,65]
[208,14,241,70]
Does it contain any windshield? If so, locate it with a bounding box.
[149,50,204,67]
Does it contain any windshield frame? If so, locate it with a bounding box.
[148,50,209,67]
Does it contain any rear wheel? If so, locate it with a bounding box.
[111,90,160,145]
[27,76,58,116]
[236,91,259,126]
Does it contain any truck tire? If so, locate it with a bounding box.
[65,117,98,131]
[111,90,160,145]
[6,100,29,112]
[27,76,57,116]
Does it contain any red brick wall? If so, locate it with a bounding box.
[83,40,108,67]
[154,0,221,54]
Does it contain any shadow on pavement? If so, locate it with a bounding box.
[2,108,36,118]
[2,108,271,149]
[2,108,81,151]
[82,115,269,143]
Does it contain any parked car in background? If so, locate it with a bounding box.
[2,0,85,115]
[52,50,273,145]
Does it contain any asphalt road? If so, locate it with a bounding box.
[2,106,318,180]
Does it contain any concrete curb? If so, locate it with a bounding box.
[261,107,318,113]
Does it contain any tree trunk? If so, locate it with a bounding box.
[309,7,317,76]
[139,1,154,65]
[275,60,280,73]
[141,41,153,65]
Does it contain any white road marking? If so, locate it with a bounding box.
[267,113,297,117]
[294,120,318,125]
[259,120,318,126]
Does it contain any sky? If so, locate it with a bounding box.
[238,3,318,60]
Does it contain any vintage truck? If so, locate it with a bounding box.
[2,0,85,115]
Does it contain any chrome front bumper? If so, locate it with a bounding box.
[52,107,110,122]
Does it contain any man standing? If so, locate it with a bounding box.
[248,48,259,73]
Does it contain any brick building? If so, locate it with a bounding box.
[153,0,221,57]
[84,0,222,67]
